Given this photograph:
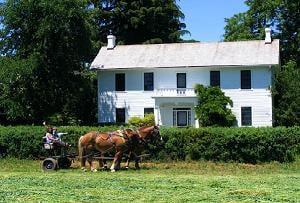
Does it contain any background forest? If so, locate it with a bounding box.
[0,0,299,126]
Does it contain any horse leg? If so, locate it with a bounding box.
[115,157,121,170]
[98,153,104,169]
[110,151,123,172]
[124,151,140,170]
[99,153,108,170]
[78,138,87,172]
[125,152,132,169]
[88,156,97,172]
[102,155,108,169]
[134,153,141,170]
[81,156,87,172]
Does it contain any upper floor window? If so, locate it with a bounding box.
[116,108,125,123]
[144,108,154,116]
[177,73,186,88]
[241,107,252,126]
[144,72,154,91]
[115,73,125,91]
[241,70,251,89]
[210,71,220,87]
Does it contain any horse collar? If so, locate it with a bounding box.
[108,132,115,145]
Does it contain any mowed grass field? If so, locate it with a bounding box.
[0,158,299,202]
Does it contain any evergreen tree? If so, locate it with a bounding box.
[89,0,188,45]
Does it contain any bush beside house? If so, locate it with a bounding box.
[128,114,155,127]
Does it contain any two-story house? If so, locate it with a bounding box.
[91,29,279,127]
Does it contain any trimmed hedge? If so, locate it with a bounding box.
[0,126,299,163]
[161,127,300,163]
[0,126,119,159]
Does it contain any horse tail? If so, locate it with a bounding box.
[78,136,84,166]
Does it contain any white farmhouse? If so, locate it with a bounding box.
[91,29,280,127]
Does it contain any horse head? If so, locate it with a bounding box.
[138,125,163,146]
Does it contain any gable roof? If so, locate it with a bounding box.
[91,39,280,70]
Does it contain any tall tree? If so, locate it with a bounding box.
[0,0,188,124]
[89,0,188,45]
[273,61,300,126]
[0,56,36,123]
[223,0,300,126]
[0,0,96,124]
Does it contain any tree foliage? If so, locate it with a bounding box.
[224,0,281,41]
[0,56,36,122]
[194,84,236,127]
[0,0,188,125]
[223,0,300,126]
[274,61,300,126]
[0,0,96,124]
[89,0,188,45]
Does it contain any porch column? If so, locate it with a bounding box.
[154,106,160,125]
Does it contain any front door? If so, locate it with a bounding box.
[173,108,191,127]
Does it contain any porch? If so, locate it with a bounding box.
[152,90,198,127]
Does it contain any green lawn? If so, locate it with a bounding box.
[0,158,299,202]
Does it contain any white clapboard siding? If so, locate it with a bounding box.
[98,66,273,127]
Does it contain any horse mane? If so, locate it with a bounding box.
[138,125,156,132]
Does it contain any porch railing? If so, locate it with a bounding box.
[153,88,197,97]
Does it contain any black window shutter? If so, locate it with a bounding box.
[210,71,220,87]
[241,70,251,89]
[115,73,125,91]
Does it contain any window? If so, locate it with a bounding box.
[144,72,154,91]
[241,70,251,89]
[177,73,186,88]
[116,108,125,123]
[144,108,154,116]
[241,107,252,126]
[115,73,125,91]
[173,108,191,127]
[210,71,220,87]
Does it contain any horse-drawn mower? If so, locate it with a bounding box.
[41,136,76,171]
[41,126,162,172]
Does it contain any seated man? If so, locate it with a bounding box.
[45,127,70,148]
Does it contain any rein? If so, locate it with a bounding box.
[136,129,150,148]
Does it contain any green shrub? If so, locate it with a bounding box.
[143,114,155,126]
[0,125,118,159]
[128,117,143,127]
[128,113,155,127]
[161,127,300,163]
[194,84,236,127]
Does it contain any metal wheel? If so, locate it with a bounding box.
[57,157,72,169]
[42,158,57,171]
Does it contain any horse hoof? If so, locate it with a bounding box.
[91,168,98,172]
[111,169,116,173]
[82,168,87,172]
[125,166,129,170]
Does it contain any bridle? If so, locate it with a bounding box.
[136,126,160,146]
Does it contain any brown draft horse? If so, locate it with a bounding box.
[78,128,140,172]
[124,125,162,169]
